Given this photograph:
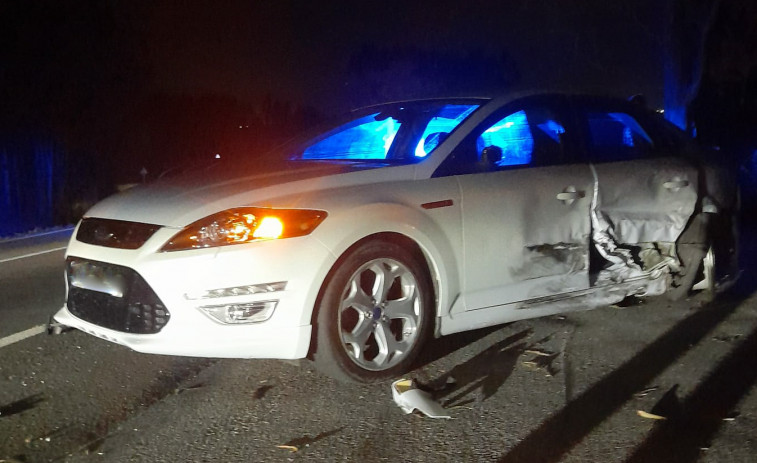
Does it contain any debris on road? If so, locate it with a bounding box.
[276,445,298,452]
[713,334,742,343]
[524,349,553,357]
[634,386,660,398]
[521,350,560,377]
[723,411,740,421]
[392,379,451,419]
[636,410,667,420]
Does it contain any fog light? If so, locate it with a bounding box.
[199,301,277,324]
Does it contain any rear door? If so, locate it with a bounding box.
[571,97,698,245]
[434,95,594,311]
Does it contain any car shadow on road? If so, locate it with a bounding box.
[496,224,757,463]
[412,325,504,370]
[417,329,532,407]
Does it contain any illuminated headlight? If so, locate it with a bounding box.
[199,301,277,324]
[161,207,327,252]
[185,281,287,300]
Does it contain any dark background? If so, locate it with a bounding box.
[1,0,756,236]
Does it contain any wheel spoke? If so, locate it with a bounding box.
[368,261,400,303]
[371,320,410,368]
[383,290,418,321]
[343,278,373,311]
[343,317,374,359]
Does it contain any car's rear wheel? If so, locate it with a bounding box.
[312,240,433,383]
[668,208,738,301]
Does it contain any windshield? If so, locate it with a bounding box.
[290,102,480,164]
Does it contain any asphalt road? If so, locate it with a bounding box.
[1,231,757,462]
[0,229,72,338]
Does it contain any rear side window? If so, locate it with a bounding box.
[586,111,654,162]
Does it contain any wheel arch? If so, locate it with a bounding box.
[307,231,442,359]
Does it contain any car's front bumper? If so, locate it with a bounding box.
[53,226,338,359]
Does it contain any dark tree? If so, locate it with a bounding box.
[663,0,720,132]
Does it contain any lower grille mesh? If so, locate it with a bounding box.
[66,258,170,334]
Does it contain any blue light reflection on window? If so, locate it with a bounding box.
[536,120,565,143]
[588,112,653,148]
[478,110,533,166]
[302,113,400,160]
[414,104,479,157]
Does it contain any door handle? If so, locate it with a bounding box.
[556,186,584,205]
[663,179,689,192]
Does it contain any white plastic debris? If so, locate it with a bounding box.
[391,379,451,419]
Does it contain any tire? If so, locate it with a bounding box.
[312,240,434,383]
[668,209,738,301]
[667,242,708,301]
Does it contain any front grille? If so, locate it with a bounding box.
[77,218,160,250]
[66,257,170,334]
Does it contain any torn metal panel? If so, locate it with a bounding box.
[589,158,698,244]
[588,163,688,288]
[589,164,643,283]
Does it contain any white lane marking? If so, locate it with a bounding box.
[0,324,47,349]
[0,227,74,244]
[0,246,67,264]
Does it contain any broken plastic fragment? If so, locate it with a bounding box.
[524,349,553,357]
[634,386,659,398]
[276,445,298,452]
[637,410,666,420]
[391,379,451,419]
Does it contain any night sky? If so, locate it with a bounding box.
[129,0,667,112]
[2,0,754,235]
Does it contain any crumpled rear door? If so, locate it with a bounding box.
[577,103,699,246]
[591,157,698,244]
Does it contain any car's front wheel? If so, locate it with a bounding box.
[312,240,433,383]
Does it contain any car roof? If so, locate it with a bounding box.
[351,89,650,114]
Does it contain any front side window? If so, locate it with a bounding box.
[479,107,566,168]
[435,104,567,176]
[478,110,533,166]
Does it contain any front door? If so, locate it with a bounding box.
[435,96,594,312]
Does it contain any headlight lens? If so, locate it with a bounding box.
[161,207,327,252]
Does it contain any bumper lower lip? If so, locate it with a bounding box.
[53,305,312,359]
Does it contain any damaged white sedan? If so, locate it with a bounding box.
[53,92,739,382]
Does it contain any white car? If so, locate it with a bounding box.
[53,92,739,382]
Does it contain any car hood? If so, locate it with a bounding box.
[86,160,414,228]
